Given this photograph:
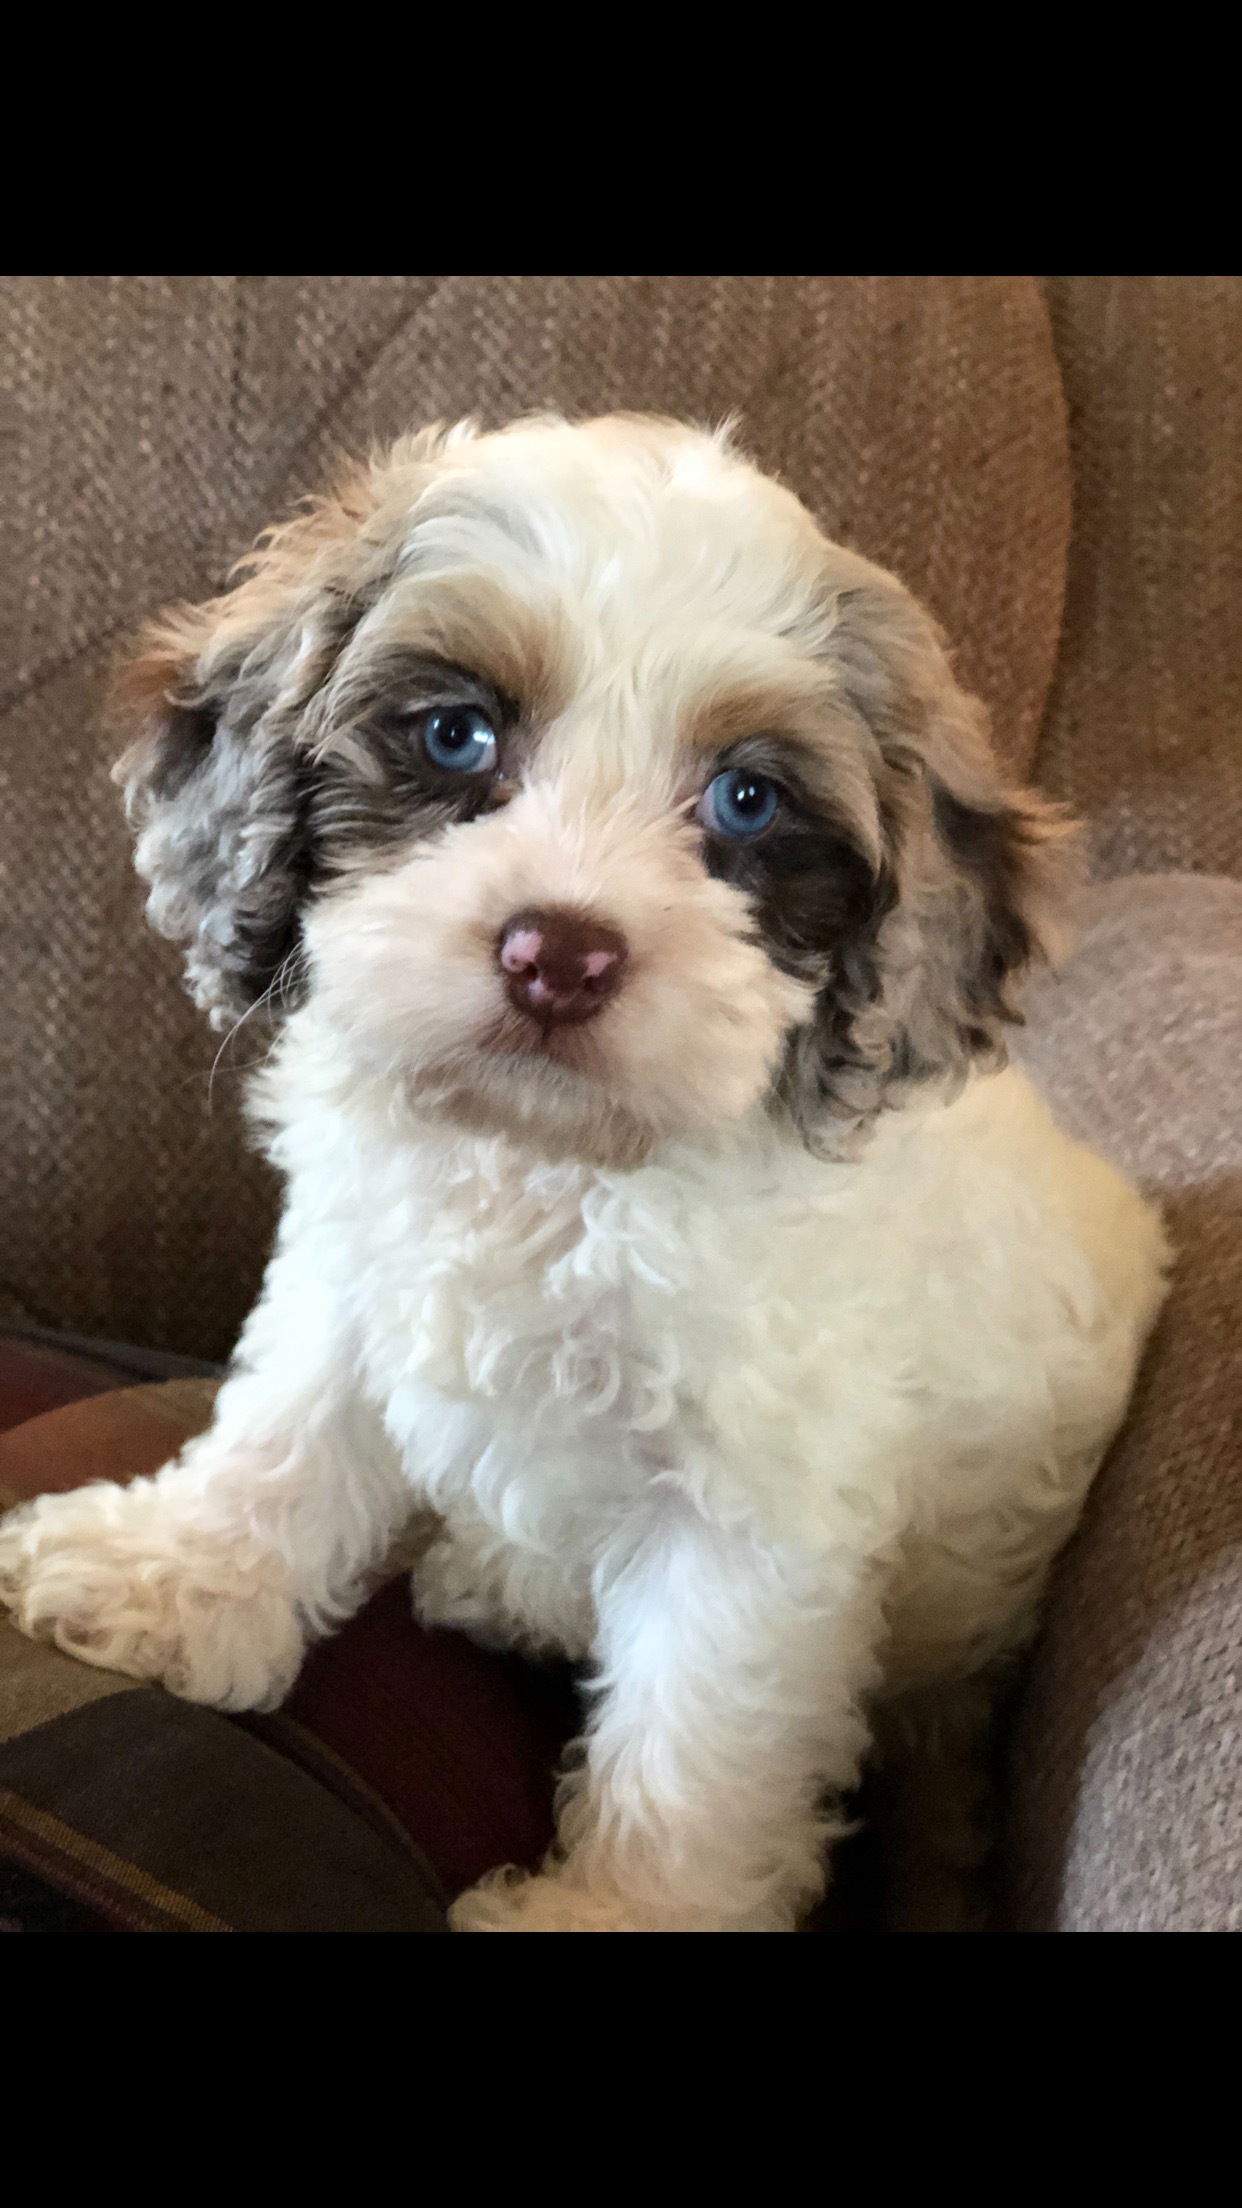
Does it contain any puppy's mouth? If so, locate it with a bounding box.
[408,982,651,1170]
[479,1001,608,1075]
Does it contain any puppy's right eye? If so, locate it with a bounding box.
[418,706,499,776]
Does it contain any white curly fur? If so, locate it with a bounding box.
[0,415,1170,1932]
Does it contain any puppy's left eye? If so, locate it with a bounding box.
[419,705,499,776]
[697,769,781,841]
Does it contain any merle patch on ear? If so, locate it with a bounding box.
[113,663,312,1026]
[777,572,1078,1143]
[928,778,1064,1029]
[108,466,383,1027]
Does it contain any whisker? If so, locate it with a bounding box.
[204,946,303,1112]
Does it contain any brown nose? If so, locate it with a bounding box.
[498,908,628,1026]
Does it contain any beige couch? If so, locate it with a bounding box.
[1,275,1238,1929]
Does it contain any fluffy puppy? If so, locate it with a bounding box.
[0,415,1169,1932]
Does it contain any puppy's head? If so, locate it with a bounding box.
[111,414,1074,1164]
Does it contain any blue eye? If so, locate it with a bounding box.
[698,769,781,841]
[420,705,498,775]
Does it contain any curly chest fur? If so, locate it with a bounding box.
[347,1137,728,1481]
[262,1049,1168,1586]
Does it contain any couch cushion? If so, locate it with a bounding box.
[0,1382,452,1930]
[0,1378,580,1929]
[0,1335,128,1437]
[1004,873,1242,1930]
[0,275,1069,1361]
[1038,276,1242,880]
[0,1327,221,1439]
[0,1666,446,1933]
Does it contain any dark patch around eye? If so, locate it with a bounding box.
[700,739,890,986]
[307,655,518,872]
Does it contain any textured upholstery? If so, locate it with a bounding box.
[1036,277,1242,882]
[1004,875,1242,1929]
[0,275,1068,1358]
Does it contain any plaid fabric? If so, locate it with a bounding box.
[0,1669,447,1932]
[0,1326,222,1444]
[0,1357,447,1932]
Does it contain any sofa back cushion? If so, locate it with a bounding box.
[0,275,1069,1355]
[1036,275,1242,881]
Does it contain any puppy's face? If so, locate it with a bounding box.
[112,415,1071,1164]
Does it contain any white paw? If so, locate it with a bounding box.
[0,1482,305,1712]
[449,1865,803,1934]
[449,1868,654,1933]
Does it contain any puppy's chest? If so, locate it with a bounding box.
[352,1157,710,1446]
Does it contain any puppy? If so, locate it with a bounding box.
[0,415,1169,1932]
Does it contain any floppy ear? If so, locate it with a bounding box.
[108,464,380,1027]
[790,571,1078,1131]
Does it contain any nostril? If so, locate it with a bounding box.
[580,949,619,990]
[499,926,545,980]
[497,908,629,1025]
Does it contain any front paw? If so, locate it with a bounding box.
[450,1865,803,1933]
[449,1869,653,1933]
[0,1483,305,1712]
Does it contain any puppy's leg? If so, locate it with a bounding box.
[0,1275,410,1712]
[451,1501,884,1932]
[415,1510,595,1663]
[869,1669,1006,1933]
